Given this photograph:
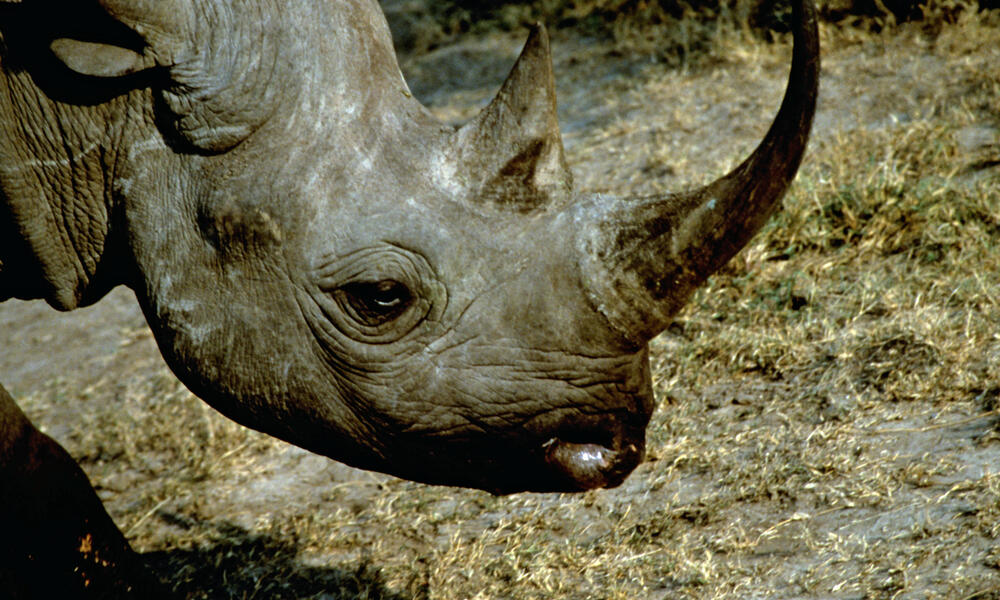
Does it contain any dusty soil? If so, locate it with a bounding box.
[3,7,1000,599]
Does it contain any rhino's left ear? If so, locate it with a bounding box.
[50,0,279,153]
[451,25,573,211]
[46,0,178,78]
[49,38,152,79]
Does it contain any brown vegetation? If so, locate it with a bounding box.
[387,0,1000,56]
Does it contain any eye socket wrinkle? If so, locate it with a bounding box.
[307,245,444,345]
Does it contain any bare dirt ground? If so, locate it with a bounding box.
[3,7,1000,599]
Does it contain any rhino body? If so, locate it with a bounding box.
[0,0,819,594]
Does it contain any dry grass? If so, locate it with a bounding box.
[389,0,1000,60]
[12,5,1000,599]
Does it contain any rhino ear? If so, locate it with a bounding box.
[51,0,275,153]
[49,38,151,78]
[452,25,573,211]
[48,1,183,79]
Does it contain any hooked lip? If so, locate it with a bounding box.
[381,395,653,495]
[412,417,648,496]
[385,427,647,495]
[497,400,651,494]
[540,431,644,491]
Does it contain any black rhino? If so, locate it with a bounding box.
[0,0,819,595]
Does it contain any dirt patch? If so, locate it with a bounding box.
[3,7,1000,600]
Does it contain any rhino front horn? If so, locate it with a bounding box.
[579,0,820,344]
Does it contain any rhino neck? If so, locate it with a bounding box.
[0,59,154,310]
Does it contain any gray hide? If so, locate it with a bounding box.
[0,0,819,498]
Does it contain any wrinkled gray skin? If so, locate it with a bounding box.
[1,0,818,519]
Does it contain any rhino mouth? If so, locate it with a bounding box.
[538,420,645,491]
[466,411,647,495]
[379,412,647,495]
[542,436,643,491]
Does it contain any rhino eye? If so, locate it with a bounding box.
[312,246,442,343]
[340,280,414,326]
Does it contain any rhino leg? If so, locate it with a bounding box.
[0,384,166,599]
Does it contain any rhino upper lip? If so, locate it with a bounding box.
[408,411,646,495]
[537,418,645,490]
[542,437,643,491]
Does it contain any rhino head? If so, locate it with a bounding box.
[0,0,819,494]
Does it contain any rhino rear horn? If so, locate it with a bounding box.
[451,25,573,211]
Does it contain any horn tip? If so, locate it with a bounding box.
[525,22,551,50]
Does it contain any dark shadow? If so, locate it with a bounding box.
[143,522,427,600]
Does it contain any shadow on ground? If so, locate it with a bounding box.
[145,523,426,600]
